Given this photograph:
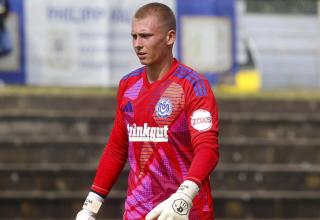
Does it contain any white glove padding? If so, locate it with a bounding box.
[76,209,96,220]
[76,192,104,220]
[146,180,199,220]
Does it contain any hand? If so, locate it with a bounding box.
[76,209,96,220]
[76,192,104,220]
[145,191,191,220]
[145,180,199,220]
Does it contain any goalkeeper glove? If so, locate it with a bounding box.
[76,192,104,220]
[145,180,199,220]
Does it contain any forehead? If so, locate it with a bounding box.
[131,15,164,33]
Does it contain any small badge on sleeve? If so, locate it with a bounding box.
[191,109,212,131]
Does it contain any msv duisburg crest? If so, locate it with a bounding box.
[155,98,172,118]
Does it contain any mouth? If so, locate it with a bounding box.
[137,52,147,59]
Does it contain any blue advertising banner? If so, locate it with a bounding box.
[0,0,25,84]
[177,0,237,85]
[0,0,235,86]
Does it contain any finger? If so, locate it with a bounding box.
[145,202,165,220]
[157,213,167,220]
[158,213,175,220]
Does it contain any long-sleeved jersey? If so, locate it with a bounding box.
[92,59,219,220]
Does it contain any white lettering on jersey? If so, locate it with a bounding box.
[127,123,169,142]
[190,109,212,131]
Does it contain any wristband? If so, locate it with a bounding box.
[177,180,199,200]
[83,192,103,214]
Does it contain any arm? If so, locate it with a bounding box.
[77,83,129,219]
[185,79,219,186]
[91,104,129,196]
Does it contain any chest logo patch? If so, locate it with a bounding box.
[155,98,172,118]
[191,109,212,131]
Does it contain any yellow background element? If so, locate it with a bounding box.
[218,69,261,94]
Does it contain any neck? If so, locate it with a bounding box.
[146,54,174,83]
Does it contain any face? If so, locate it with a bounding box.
[131,15,175,66]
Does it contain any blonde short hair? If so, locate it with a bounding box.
[134,2,176,32]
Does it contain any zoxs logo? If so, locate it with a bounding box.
[191,109,212,131]
[155,98,172,118]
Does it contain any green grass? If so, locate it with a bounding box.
[1,85,320,101]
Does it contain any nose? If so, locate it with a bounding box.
[133,37,143,50]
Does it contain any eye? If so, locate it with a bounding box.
[131,34,137,40]
[140,33,153,39]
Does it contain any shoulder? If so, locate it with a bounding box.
[121,67,145,81]
[116,67,144,102]
[118,66,144,89]
[173,63,210,97]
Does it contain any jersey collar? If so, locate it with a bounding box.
[143,58,179,88]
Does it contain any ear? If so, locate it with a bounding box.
[166,30,176,46]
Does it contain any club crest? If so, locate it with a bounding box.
[155,98,172,118]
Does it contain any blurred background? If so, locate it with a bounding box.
[0,0,320,219]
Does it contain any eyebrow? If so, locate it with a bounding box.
[131,32,154,37]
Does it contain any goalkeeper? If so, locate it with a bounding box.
[76,2,219,220]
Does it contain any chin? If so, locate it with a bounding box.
[139,60,147,65]
[139,59,151,65]
[137,56,156,66]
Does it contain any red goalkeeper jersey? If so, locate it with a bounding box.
[92,59,219,220]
